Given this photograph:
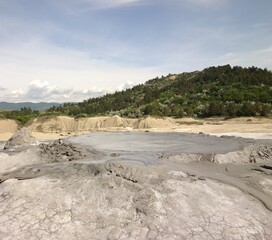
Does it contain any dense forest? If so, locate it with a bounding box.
[47,65,272,118]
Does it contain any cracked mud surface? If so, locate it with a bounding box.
[0,132,272,240]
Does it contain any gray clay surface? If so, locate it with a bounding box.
[0,132,272,240]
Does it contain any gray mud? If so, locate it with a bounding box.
[69,132,252,154]
[0,132,272,239]
[68,132,272,211]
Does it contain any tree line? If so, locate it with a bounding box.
[47,65,272,118]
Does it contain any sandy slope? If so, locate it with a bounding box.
[29,115,176,133]
[28,116,272,135]
[0,119,18,133]
[175,117,272,133]
[0,120,19,141]
[132,116,175,129]
[0,116,272,141]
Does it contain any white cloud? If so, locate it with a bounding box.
[117,81,134,91]
[10,89,25,99]
[7,80,71,102]
[26,80,71,99]
[81,87,106,95]
[4,79,139,102]
[73,87,108,98]
[0,36,162,92]
[27,80,55,98]
[217,47,272,69]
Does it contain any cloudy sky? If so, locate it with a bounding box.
[0,0,271,102]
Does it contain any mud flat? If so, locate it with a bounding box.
[0,132,272,239]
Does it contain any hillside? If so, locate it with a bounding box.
[0,102,61,111]
[47,65,272,118]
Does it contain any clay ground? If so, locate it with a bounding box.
[0,117,272,239]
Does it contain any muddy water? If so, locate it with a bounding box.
[68,132,248,165]
[69,132,272,211]
[69,132,249,154]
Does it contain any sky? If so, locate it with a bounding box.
[0,0,271,102]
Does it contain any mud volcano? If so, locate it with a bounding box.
[0,132,272,240]
[4,127,38,150]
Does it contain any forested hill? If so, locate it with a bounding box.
[48,65,272,118]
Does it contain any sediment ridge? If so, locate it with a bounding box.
[1,116,272,142]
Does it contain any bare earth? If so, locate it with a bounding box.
[1,116,272,141]
[0,117,272,239]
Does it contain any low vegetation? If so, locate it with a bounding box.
[0,107,39,125]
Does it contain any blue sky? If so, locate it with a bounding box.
[0,0,271,102]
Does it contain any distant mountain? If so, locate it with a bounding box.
[0,102,61,111]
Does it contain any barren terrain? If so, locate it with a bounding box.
[0,129,272,239]
[1,116,272,141]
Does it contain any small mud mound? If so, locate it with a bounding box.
[166,153,204,163]
[39,139,103,163]
[249,145,272,163]
[133,188,166,216]
[100,115,133,128]
[133,116,176,129]
[4,127,38,150]
[165,144,272,164]
[105,161,160,183]
[213,144,272,164]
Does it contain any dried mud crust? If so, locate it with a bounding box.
[213,144,272,164]
[1,133,272,239]
[38,139,104,163]
[0,162,272,240]
[165,144,272,164]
